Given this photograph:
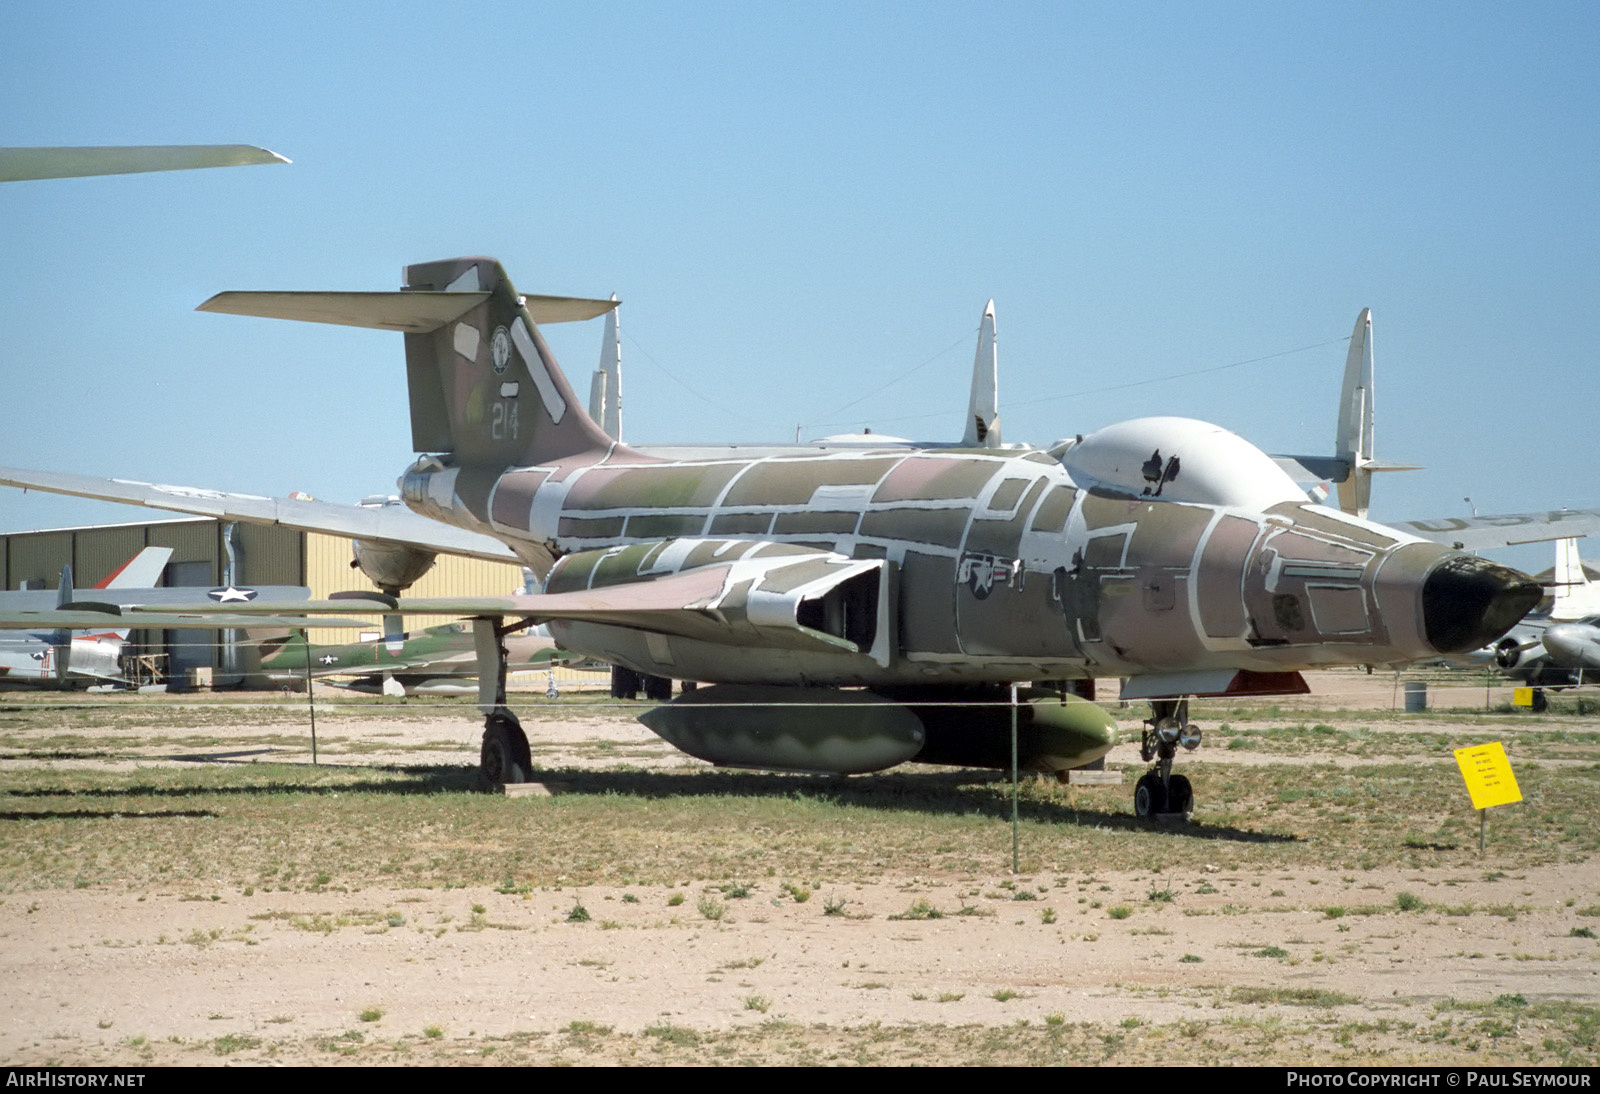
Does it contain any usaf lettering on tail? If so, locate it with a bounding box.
[0,259,1550,817]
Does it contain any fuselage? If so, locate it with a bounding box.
[399,416,1538,688]
[0,633,122,687]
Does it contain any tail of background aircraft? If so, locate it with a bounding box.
[37,546,173,683]
[587,295,623,441]
[962,301,1000,448]
[1550,537,1600,620]
[97,545,172,590]
[1273,308,1417,516]
[1333,308,1377,517]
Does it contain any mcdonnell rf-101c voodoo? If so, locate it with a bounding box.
[0,258,1553,815]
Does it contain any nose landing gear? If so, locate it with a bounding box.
[1135,698,1200,819]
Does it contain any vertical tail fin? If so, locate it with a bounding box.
[1334,308,1375,518]
[1550,538,1600,620]
[90,548,173,649]
[962,300,1000,447]
[401,257,617,468]
[587,295,623,441]
[97,546,173,590]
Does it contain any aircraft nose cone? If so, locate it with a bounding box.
[1541,623,1600,669]
[1422,556,1542,655]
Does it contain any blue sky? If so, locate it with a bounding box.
[2,2,1596,572]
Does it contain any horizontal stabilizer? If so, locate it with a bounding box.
[1273,456,1421,484]
[1273,455,1352,484]
[198,291,618,332]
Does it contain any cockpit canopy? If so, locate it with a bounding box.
[1056,417,1307,510]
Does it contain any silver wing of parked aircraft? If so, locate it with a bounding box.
[0,145,288,183]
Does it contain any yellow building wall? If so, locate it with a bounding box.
[303,533,526,644]
[69,526,151,589]
[6,532,75,590]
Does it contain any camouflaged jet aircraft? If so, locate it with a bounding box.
[0,258,1553,815]
[255,622,567,697]
[196,258,1551,809]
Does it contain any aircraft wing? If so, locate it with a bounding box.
[1390,509,1600,551]
[0,608,372,630]
[0,466,518,564]
[120,549,881,659]
[0,145,288,182]
[115,567,738,638]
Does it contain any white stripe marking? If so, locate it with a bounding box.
[445,266,481,292]
[452,322,480,362]
[511,317,566,424]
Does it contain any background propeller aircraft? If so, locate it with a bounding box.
[0,546,173,686]
[0,258,1562,815]
[1467,538,1600,709]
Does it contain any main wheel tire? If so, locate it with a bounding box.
[1134,771,1167,817]
[643,673,673,702]
[1165,774,1194,818]
[480,715,532,788]
[610,665,641,699]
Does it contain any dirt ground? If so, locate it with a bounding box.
[2,672,1597,1066]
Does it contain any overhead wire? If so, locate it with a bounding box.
[1004,335,1353,409]
[618,327,762,426]
[806,332,1353,432]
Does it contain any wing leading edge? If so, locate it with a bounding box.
[1393,509,1600,552]
[0,466,517,564]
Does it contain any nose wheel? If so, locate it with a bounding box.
[1135,699,1200,819]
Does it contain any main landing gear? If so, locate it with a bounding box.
[609,665,673,702]
[473,616,534,789]
[481,709,532,786]
[1135,698,1201,819]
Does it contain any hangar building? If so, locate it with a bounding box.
[1,516,525,686]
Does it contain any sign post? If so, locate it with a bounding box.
[1453,741,1522,854]
[1009,683,1019,874]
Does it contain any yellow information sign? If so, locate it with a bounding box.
[1454,741,1523,811]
